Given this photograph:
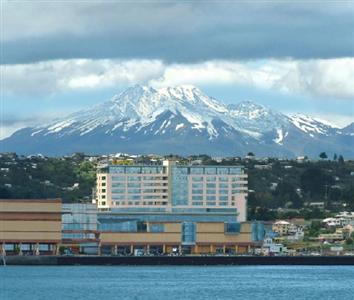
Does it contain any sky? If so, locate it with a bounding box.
[1,0,353,139]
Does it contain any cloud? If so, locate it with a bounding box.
[0,116,50,140]
[3,58,353,100]
[151,59,354,100]
[2,59,165,95]
[309,113,354,128]
[2,1,353,64]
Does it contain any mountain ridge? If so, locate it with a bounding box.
[1,85,353,157]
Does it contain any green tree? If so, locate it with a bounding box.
[307,220,322,237]
[319,152,328,160]
[273,181,303,209]
[300,168,334,198]
[345,238,353,245]
[338,155,344,164]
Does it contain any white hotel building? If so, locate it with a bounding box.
[95,160,248,222]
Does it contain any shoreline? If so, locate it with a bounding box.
[3,255,354,266]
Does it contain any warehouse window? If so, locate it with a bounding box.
[225,222,241,234]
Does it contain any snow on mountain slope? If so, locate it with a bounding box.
[227,100,289,138]
[273,128,288,145]
[338,122,354,136]
[288,114,338,136]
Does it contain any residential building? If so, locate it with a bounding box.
[261,237,288,256]
[272,220,291,236]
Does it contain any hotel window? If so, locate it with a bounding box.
[190,167,203,174]
[206,189,215,195]
[143,182,156,187]
[225,222,241,234]
[219,183,228,188]
[142,167,161,174]
[127,195,141,200]
[192,176,203,182]
[217,168,229,174]
[128,183,140,188]
[102,195,106,199]
[219,189,228,194]
[206,195,216,201]
[231,177,240,182]
[174,167,188,174]
[219,195,228,201]
[112,176,125,181]
[126,167,141,174]
[128,176,141,181]
[101,189,106,193]
[101,201,106,206]
[205,167,216,175]
[150,223,164,233]
[128,188,141,194]
[101,176,106,180]
[219,177,228,182]
[112,182,125,188]
[232,183,241,188]
[229,168,242,174]
[192,195,203,201]
[219,202,228,206]
[110,167,125,174]
[112,189,125,194]
[112,195,125,200]
[206,177,216,182]
[102,182,106,186]
[193,202,203,206]
[192,189,203,194]
[192,183,203,188]
[206,202,216,206]
[206,183,216,188]
[143,195,157,199]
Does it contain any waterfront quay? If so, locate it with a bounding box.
[4,255,354,266]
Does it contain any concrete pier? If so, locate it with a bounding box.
[3,255,354,266]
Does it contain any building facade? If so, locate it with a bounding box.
[0,198,264,256]
[98,212,263,255]
[61,203,99,254]
[0,199,62,255]
[95,160,248,222]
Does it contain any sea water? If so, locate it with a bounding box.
[1,265,353,299]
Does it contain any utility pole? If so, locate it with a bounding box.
[324,184,329,201]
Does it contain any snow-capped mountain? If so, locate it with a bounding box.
[1,85,353,157]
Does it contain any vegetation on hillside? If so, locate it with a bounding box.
[0,152,353,219]
[0,153,95,202]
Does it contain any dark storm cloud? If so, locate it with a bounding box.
[2,1,354,64]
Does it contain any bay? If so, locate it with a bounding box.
[1,266,353,300]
